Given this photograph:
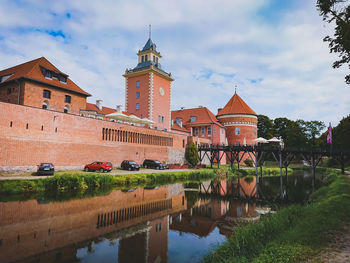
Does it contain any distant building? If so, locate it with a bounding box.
[171,106,226,145]
[217,92,257,146]
[0,57,90,114]
[124,37,174,131]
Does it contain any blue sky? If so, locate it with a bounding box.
[0,0,349,126]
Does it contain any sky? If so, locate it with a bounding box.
[0,0,349,126]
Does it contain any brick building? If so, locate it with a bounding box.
[217,91,257,146]
[124,37,173,131]
[0,35,258,171]
[171,106,226,145]
[0,57,90,114]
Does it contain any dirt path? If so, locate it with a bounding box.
[315,225,350,263]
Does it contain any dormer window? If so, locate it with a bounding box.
[176,117,182,128]
[145,55,148,61]
[190,116,197,123]
[59,75,67,83]
[0,74,13,83]
[44,70,52,79]
[141,56,144,63]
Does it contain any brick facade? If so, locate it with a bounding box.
[0,102,186,171]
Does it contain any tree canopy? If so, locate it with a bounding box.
[317,0,350,84]
[257,115,325,147]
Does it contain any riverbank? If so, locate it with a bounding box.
[0,169,215,196]
[203,169,350,262]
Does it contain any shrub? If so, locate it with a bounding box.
[185,142,199,167]
[244,158,254,167]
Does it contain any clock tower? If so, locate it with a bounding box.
[124,36,174,131]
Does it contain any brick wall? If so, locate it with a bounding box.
[23,81,86,115]
[0,102,187,171]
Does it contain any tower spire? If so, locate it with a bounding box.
[234,85,237,94]
[149,24,151,39]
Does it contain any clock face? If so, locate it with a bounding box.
[159,87,165,96]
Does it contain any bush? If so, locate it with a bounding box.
[327,157,339,168]
[185,142,199,167]
[244,158,254,167]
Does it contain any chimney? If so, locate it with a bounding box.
[116,105,122,113]
[180,107,185,111]
[217,108,222,114]
[96,100,103,111]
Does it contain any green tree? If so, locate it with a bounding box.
[317,0,350,84]
[273,117,291,139]
[257,114,274,139]
[185,142,199,167]
[333,115,350,148]
[297,120,325,147]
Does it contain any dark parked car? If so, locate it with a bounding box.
[37,163,54,176]
[121,160,140,171]
[142,159,168,170]
[84,162,113,172]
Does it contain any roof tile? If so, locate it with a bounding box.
[218,93,257,116]
[0,57,91,96]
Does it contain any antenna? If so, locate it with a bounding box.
[149,24,151,39]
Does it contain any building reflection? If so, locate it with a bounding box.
[0,178,259,263]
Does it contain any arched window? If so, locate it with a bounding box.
[42,100,50,110]
[64,105,70,113]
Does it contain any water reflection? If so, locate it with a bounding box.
[0,172,322,263]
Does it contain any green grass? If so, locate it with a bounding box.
[0,169,215,198]
[203,169,350,263]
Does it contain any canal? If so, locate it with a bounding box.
[0,170,323,263]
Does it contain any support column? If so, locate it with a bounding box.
[311,155,315,192]
[279,150,283,197]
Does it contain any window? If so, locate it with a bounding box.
[254,128,257,136]
[136,91,140,99]
[136,81,140,87]
[221,128,224,134]
[44,70,52,79]
[64,105,70,113]
[59,75,67,83]
[7,87,11,94]
[158,115,161,123]
[43,90,51,99]
[235,142,240,146]
[0,74,12,83]
[141,56,144,63]
[162,116,164,123]
[207,127,211,136]
[235,127,240,135]
[136,103,140,110]
[195,127,199,136]
[190,116,197,122]
[64,95,71,103]
[145,55,148,61]
[153,56,155,62]
[176,117,182,127]
[201,127,205,136]
[42,100,49,110]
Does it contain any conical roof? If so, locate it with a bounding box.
[142,38,157,51]
[217,93,257,116]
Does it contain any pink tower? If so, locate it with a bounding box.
[123,36,174,131]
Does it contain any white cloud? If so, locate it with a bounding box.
[0,0,349,127]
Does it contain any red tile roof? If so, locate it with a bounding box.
[85,102,116,115]
[217,93,257,116]
[171,107,224,130]
[0,57,91,96]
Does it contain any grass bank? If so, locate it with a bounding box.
[203,169,350,263]
[0,169,215,197]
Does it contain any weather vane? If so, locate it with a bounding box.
[234,85,237,94]
[149,24,151,39]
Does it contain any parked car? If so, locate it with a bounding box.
[37,163,54,176]
[142,159,168,170]
[84,162,113,172]
[121,160,140,171]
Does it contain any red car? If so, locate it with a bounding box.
[84,162,113,172]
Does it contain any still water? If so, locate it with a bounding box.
[0,171,322,263]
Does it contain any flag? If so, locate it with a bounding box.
[327,122,332,144]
